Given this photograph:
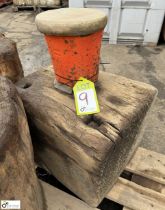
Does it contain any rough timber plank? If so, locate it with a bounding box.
[107,177,165,210]
[0,77,44,210]
[126,147,165,185]
[41,181,100,210]
[16,67,157,207]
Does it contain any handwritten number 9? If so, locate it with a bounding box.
[79,92,88,105]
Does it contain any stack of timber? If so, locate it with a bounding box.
[16,66,157,207]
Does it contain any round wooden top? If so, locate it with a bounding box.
[35,8,107,36]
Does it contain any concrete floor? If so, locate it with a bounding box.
[0,6,165,155]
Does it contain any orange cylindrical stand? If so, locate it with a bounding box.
[45,30,103,87]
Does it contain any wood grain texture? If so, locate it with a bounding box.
[107,177,165,210]
[126,147,165,185]
[41,181,100,210]
[0,34,23,83]
[0,77,44,210]
[16,67,157,207]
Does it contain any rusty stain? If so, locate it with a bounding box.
[64,40,69,44]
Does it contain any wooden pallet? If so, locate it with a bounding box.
[41,147,165,210]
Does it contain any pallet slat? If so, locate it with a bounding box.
[41,181,100,210]
[126,147,165,185]
[132,174,165,194]
[107,177,165,210]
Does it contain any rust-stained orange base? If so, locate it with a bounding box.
[45,30,103,87]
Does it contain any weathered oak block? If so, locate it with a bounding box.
[0,77,44,210]
[17,67,157,207]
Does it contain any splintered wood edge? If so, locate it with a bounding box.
[125,147,165,185]
[40,181,100,210]
[106,177,165,210]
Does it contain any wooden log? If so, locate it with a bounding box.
[107,177,165,210]
[41,181,100,210]
[0,77,44,210]
[0,34,23,83]
[16,67,157,207]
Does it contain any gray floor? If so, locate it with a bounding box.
[0,6,165,154]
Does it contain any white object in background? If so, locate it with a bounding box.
[109,0,121,44]
[69,0,165,45]
[144,9,165,44]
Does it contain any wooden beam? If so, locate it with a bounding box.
[41,181,100,210]
[17,68,157,207]
[107,177,165,210]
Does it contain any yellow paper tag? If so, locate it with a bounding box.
[73,77,100,115]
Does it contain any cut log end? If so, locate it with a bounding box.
[0,77,44,210]
[0,34,24,83]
